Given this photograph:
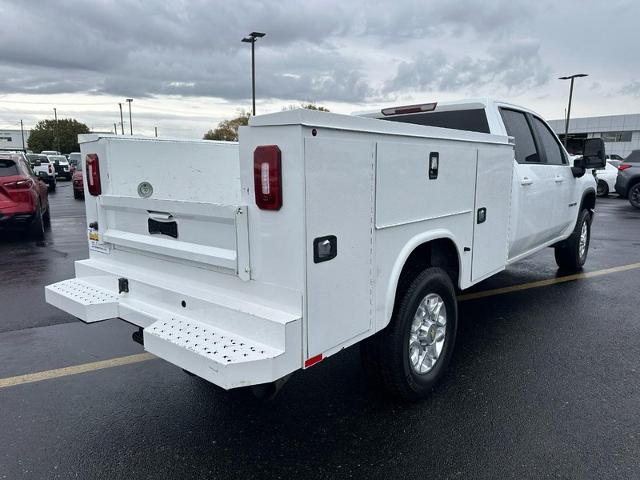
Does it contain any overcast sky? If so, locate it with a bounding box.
[1,0,639,137]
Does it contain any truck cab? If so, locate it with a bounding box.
[360,99,598,263]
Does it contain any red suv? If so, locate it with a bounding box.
[0,153,50,239]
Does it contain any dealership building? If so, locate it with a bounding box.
[0,128,31,151]
[548,114,640,158]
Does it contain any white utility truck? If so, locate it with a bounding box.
[45,99,605,400]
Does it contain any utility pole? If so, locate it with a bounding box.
[241,32,266,115]
[126,98,133,135]
[118,103,124,135]
[559,74,588,147]
[20,120,25,152]
[113,123,117,134]
[154,126,158,138]
[53,107,60,153]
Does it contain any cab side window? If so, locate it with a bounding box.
[532,117,566,165]
[499,109,540,164]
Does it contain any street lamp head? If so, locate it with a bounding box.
[241,37,253,43]
[559,74,588,80]
[250,32,266,38]
[126,98,133,102]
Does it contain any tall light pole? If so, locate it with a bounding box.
[53,107,60,152]
[559,73,588,147]
[126,98,133,135]
[118,103,124,135]
[241,31,266,116]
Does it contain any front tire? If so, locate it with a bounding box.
[596,180,609,197]
[629,183,640,209]
[361,267,457,401]
[554,209,591,271]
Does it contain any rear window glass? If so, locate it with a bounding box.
[27,154,48,163]
[625,150,640,163]
[381,108,490,134]
[0,159,19,176]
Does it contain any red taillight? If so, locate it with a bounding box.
[86,154,101,196]
[618,164,632,171]
[253,145,282,210]
[381,102,437,116]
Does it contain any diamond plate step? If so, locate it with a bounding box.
[143,315,294,389]
[45,278,119,323]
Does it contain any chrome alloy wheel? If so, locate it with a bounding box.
[409,293,447,375]
[578,220,588,259]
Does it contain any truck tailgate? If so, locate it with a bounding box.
[82,136,250,279]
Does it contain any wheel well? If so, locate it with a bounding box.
[396,239,460,297]
[581,190,596,211]
[627,176,640,195]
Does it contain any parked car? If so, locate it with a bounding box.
[594,161,619,196]
[40,150,60,156]
[0,153,50,239]
[46,99,604,401]
[615,151,640,209]
[47,154,72,180]
[72,160,84,199]
[26,154,57,192]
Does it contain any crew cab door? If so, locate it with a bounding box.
[500,108,558,260]
[529,115,576,234]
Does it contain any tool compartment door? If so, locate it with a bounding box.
[471,145,514,281]
[304,137,374,357]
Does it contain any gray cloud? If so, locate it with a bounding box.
[620,81,640,97]
[384,39,550,95]
[0,0,543,103]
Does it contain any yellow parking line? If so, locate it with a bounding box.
[1,261,639,389]
[458,262,640,302]
[0,352,155,389]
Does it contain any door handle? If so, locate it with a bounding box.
[554,175,564,183]
[520,177,533,185]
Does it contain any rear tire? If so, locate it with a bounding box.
[554,209,591,271]
[361,267,457,401]
[73,190,82,199]
[629,183,640,209]
[596,180,609,197]
[29,204,45,240]
[48,181,56,193]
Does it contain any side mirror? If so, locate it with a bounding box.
[582,138,606,169]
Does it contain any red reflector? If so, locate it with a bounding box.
[254,145,282,210]
[86,154,101,196]
[381,102,437,116]
[618,164,632,171]
[304,354,323,368]
[48,165,53,174]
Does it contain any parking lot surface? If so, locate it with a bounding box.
[1,183,639,479]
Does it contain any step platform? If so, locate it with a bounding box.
[144,316,297,390]
[45,278,119,323]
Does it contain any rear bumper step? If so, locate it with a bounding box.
[45,273,302,389]
[45,278,119,323]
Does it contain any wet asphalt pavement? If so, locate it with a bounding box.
[1,183,640,479]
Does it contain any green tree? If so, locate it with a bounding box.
[28,118,91,154]
[203,112,250,142]
[283,103,330,112]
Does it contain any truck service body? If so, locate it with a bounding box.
[46,99,603,399]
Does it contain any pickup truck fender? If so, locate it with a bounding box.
[381,229,463,331]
